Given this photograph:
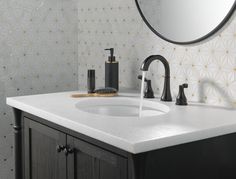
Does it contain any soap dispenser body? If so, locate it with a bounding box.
[105,61,119,91]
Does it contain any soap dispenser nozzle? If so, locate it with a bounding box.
[105,48,115,63]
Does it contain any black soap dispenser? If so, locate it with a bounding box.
[105,48,119,91]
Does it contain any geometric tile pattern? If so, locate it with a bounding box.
[0,0,78,178]
[78,0,236,108]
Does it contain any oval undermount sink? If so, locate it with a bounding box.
[75,97,170,118]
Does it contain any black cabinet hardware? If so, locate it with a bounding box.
[56,145,65,153]
[64,147,74,156]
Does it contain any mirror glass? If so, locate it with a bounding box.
[136,0,236,44]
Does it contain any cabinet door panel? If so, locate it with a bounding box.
[67,136,127,179]
[24,118,66,179]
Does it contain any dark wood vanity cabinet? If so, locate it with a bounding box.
[24,119,67,179]
[13,109,236,179]
[23,117,127,179]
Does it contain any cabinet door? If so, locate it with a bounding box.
[24,118,66,179]
[67,136,127,179]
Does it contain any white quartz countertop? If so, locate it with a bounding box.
[6,91,236,154]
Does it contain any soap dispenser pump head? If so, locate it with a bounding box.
[105,48,115,63]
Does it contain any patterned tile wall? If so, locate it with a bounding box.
[0,0,78,178]
[78,0,236,108]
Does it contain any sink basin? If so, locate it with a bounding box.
[75,97,170,118]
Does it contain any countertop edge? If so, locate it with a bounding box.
[6,97,137,153]
[6,96,236,154]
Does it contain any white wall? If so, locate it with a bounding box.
[0,0,78,178]
[78,0,236,107]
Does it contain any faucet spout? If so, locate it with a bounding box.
[140,55,172,102]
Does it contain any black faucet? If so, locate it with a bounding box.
[140,55,172,102]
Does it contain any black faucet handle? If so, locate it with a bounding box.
[176,83,188,105]
[138,75,154,98]
[182,83,188,88]
[138,75,148,82]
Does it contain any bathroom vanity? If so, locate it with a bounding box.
[7,92,236,179]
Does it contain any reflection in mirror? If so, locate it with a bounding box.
[136,0,236,44]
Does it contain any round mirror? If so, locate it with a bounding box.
[136,0,236,44]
